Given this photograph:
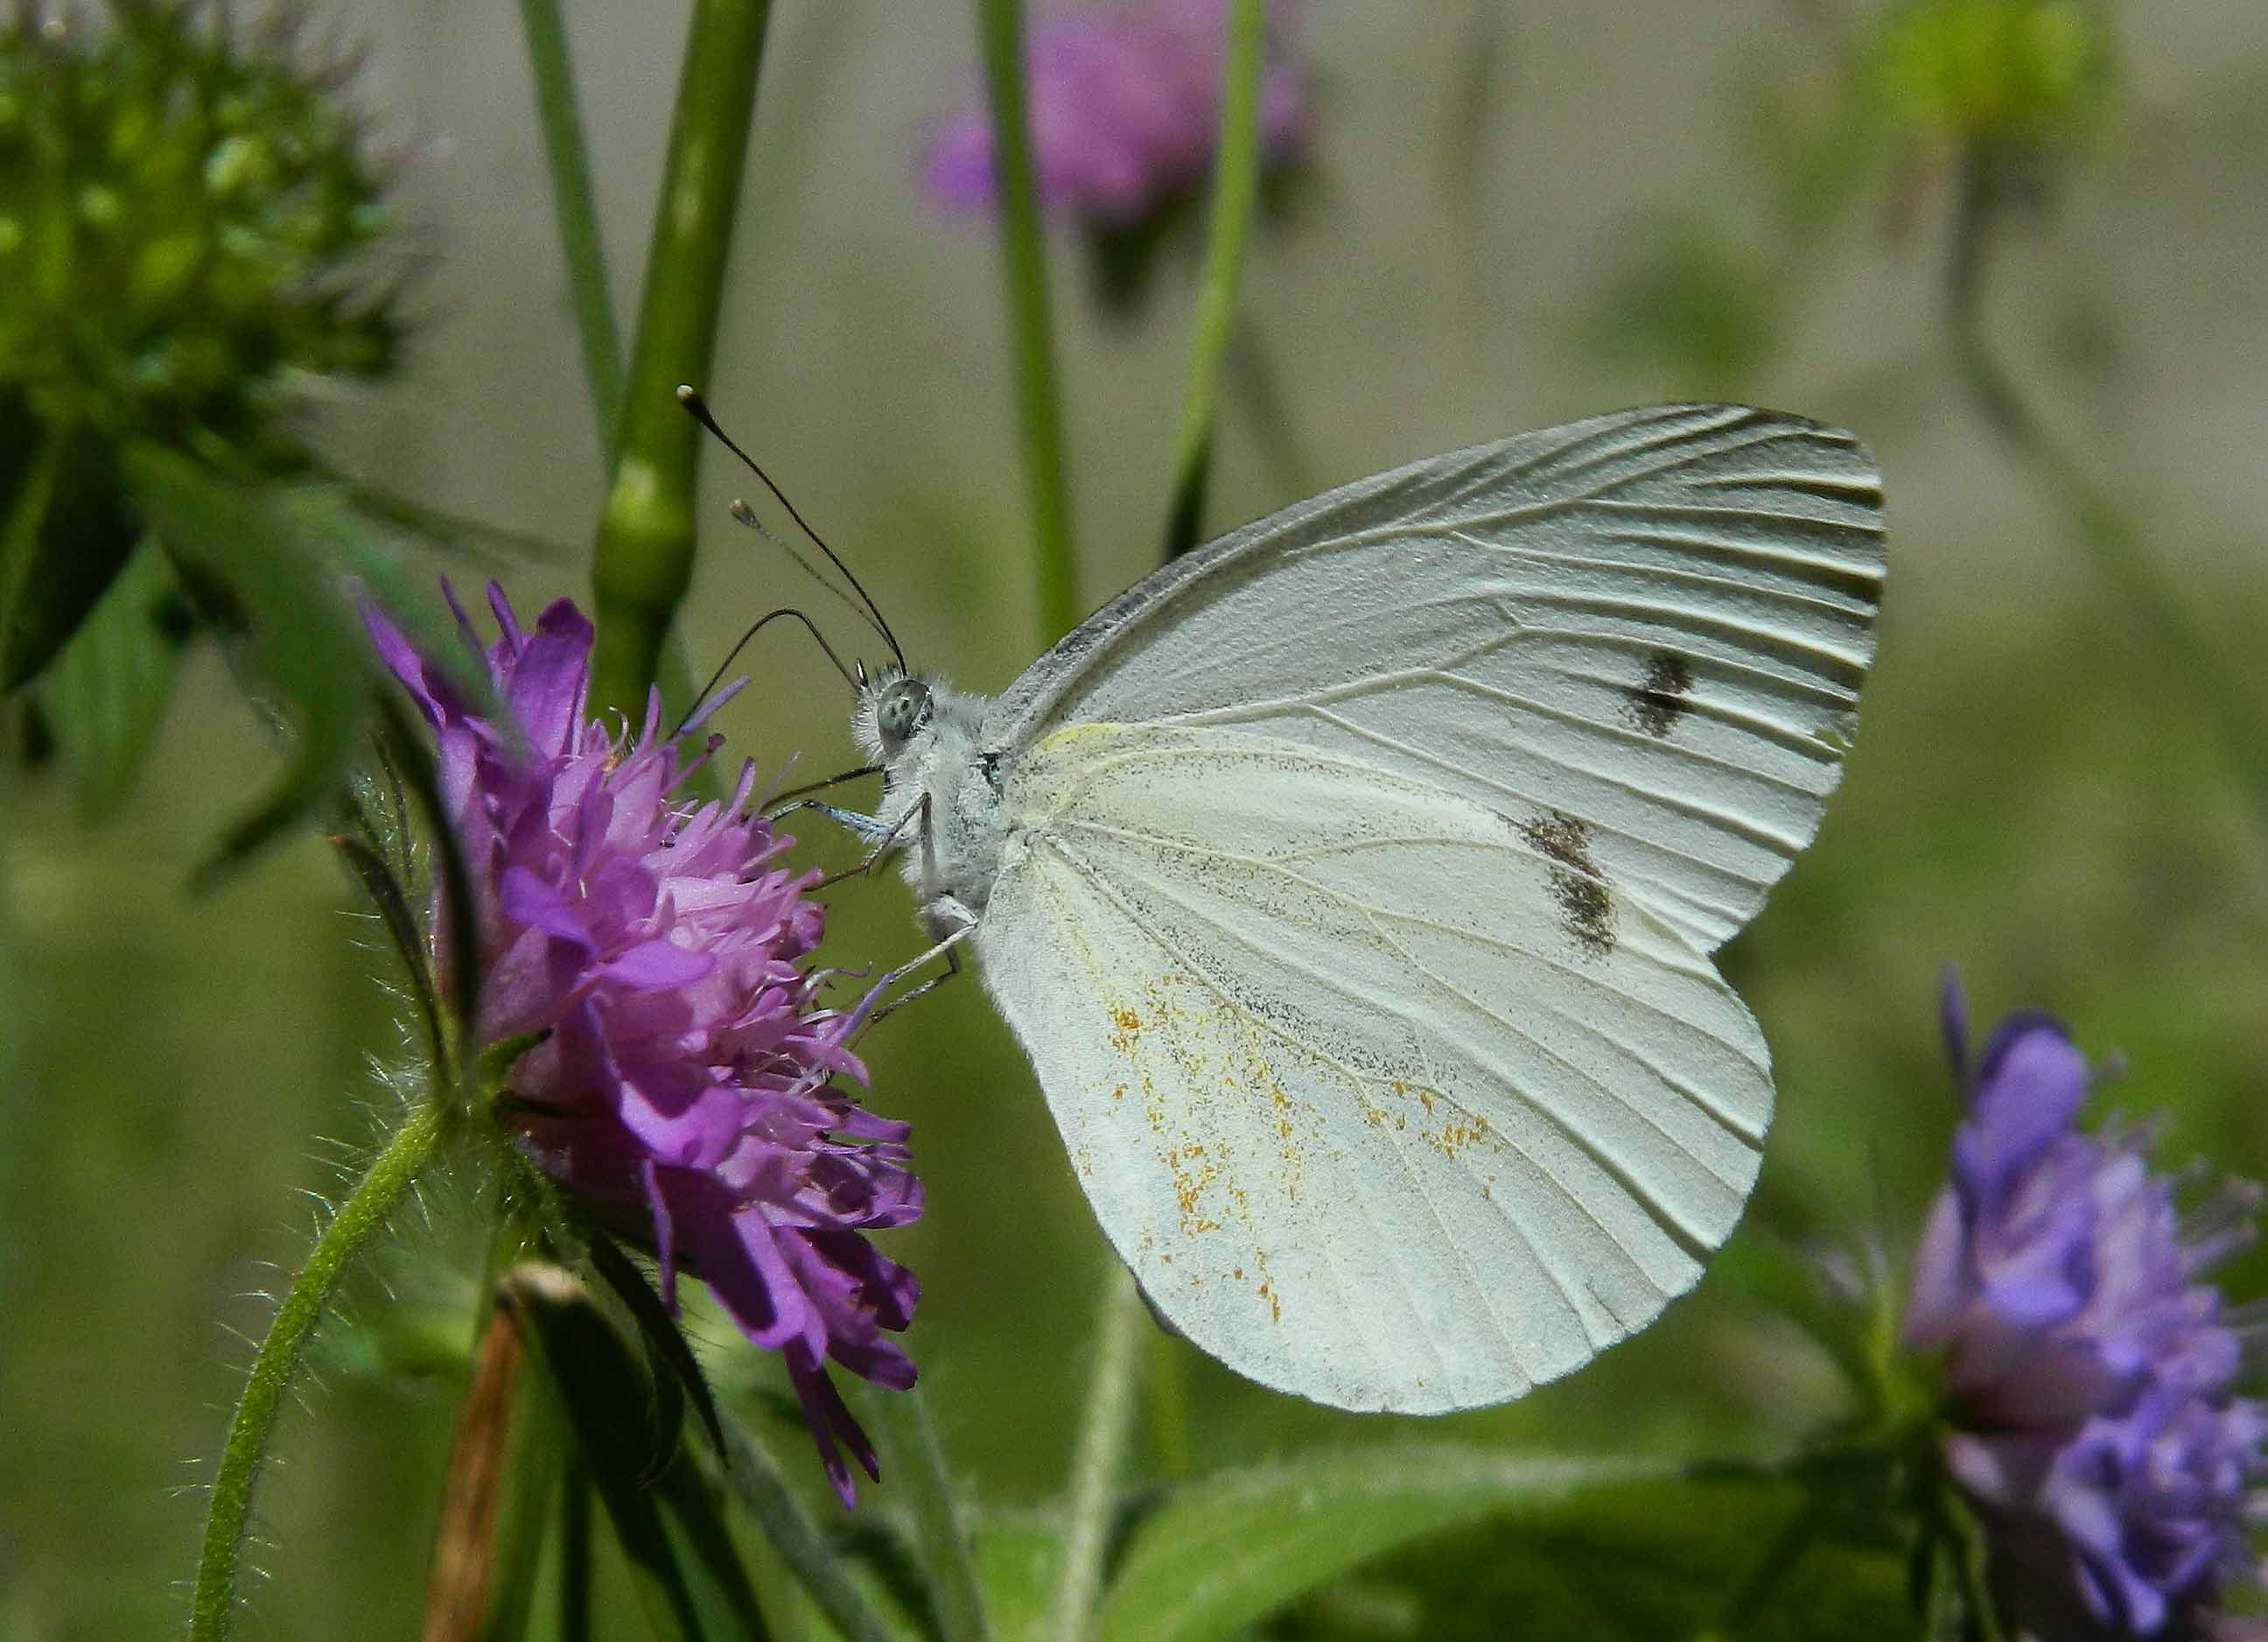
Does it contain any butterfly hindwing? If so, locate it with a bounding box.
[977,722,1774,1412]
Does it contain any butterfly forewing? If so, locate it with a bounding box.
[983,404,1885,952]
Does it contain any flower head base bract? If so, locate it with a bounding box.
[1901,977,2266,1636]
[365,583,921,1504]
[924,0,1311,308]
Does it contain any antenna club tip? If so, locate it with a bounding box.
[676,383,699,404]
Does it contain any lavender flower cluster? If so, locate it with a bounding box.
[1903,981,2266,1635]
[368,586,920,1503]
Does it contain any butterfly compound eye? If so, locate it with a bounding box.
[877,679,930,747]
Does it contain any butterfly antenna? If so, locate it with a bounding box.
[726,500,892,659]
[676,387,906,672]
[670,607,858,742]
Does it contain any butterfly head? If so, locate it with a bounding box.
[852,663,936,761]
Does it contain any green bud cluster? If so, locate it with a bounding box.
[1869,0,2115,153]
[0,0,402,689]
[0,0,398,459]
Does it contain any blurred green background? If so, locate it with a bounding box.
[7,2,2268,1636]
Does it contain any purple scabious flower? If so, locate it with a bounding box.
[1902,975,2267,1635]
[923,0,1310,230]
[365,583,920,1505]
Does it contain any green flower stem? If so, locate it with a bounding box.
[1936,1477,2010,1642]
[1050,1262,1147,1642]
[1712,1502,1822,1634]
[1142,1326,1194,1479]
[1163,0,1269,560]
[868,1386,997,1642]
[516,0,625,457]
[588,0,775,719]
[0,804,18,1330]
[1226,319,1318,504]
[1947,150,2268,831]
[716,1416,904,1642]
[975,0,1080,642]
[190,1096,452,1642]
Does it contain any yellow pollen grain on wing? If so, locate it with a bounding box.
[1250,1249,1281,1324]
[1429,1118,1485,1161]
[1163,1141,1224,1236]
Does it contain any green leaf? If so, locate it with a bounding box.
[0,416,144,691]
[1092,1449,1678,1642]
[122,446,371,880]
[783,1509,1063,1642]
[268,482,494,713]
[715,1413,906,1642]
[39,540,191,818]
[1707,1232,1878,1404]
[337,480,571,569]
[583,1232,726,1466]
[1304,1472,1913,1642]
[505,1264,772,1642]
[966,1513,1062,1642]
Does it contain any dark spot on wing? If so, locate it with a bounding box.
[1517,810,1616,956]
[1628,651,1694,739]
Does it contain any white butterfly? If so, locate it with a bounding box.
[811,403,1884,1414]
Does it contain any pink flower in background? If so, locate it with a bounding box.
[366,583,920,1505]
[924,0,1311,229]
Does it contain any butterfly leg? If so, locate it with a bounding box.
[868,896,976,1024]
[815,792,930,889]
[772,798,892,843]
[772,796,928,887]
[763,764,883,812]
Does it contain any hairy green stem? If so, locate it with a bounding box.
[190,1098,452,1641]
[515,0,625,457]
[1163,0,1269,559]
[716,1417,904,1642]
[869,1387,997,1642]
[1946,149,2268,830]
[1050,1263,1147,1642]
[588,0,775,718]
[975,0,1080,641]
